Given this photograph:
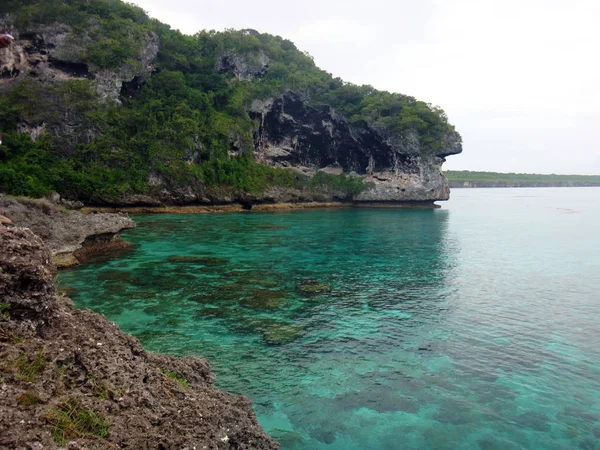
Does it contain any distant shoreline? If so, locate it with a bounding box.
[445,170,600,188]
[449,181,600,188]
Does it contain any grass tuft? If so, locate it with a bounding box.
[160,369,189,388]
[15,350,47,382]
[17,391,42,407]
[0,303,10,320]
[92,379,126,400]
[45,398,109,446]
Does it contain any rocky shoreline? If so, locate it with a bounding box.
[0,195,135,268]
[0,195,442,268]
[81,200,441,215]
[0,223,278,448]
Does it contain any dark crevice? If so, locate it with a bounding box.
[120,75,145,98]
[0,68,19,79]
[19,32,38,41]
[48,59,89,78]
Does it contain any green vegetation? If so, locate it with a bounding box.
[446,171,600,184]
[17,391,43,407]
[45,398,109,446]
[310,171,371,196]
[15,350,47,382]
[92,380,126,400]
[0,0,457,202]
[2,0,151,69]
[160,369,189,388]
[0,303,10,320]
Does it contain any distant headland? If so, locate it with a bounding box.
[445,171,600,188]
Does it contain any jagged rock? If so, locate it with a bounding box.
[0,195,135,266]
[250,91,462,203]
[0,227,279,449]
[0,17,158,103]
[0,227,57,324]
[216,51,270,81]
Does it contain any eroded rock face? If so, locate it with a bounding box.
[216,51,270,81]
[0,227,58,326]
[0,196,135,266]
[250,91,462,202]
[0,16,158,102]
[0,227,279,449]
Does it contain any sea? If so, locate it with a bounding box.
[60,187,600,450]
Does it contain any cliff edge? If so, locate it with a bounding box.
[0,195,136,267]
[0,225,278,449]
[0,1,461,207]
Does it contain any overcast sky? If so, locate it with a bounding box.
[131,0,600,174]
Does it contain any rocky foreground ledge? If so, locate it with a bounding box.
[0,226,279,449]
[0,195,135,268]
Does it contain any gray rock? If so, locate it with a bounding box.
[0,17,159,103]
[216,51,270,81]
[249,91,462,203]
[0,195,135,265]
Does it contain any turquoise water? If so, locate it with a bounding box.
[60,188,600,449]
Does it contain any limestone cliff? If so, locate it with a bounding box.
[0,3,462,207]
[0,225,279,449]
[250,91,462,203]
[0,15,158,103]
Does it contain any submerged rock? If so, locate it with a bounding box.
[167,255,228,266]
[269,429,306,450]
[0,226,279,449]
[298,280,332,295]
[263,323,306,345]
[241,289,288,310]
[517,411,551,432]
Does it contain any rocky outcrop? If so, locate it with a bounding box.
[216,52,270,81]
[0,226,279,449]
[0,16,158,103]
[0,15,158,153]
[0,195,135,267]
[250,91,462,203]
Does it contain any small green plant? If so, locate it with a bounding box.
[54,365,68,381]
[15,350,47,382]
[0,303,10,320]
[93,381,110,400]
[9,332,26,344]
[160,369,189,388]
[92,379,126,400]
[17,391,42,407]
[45,398,109,446]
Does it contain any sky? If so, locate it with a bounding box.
[130,0,600,174]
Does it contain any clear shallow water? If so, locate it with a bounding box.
[60,188,600,449]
